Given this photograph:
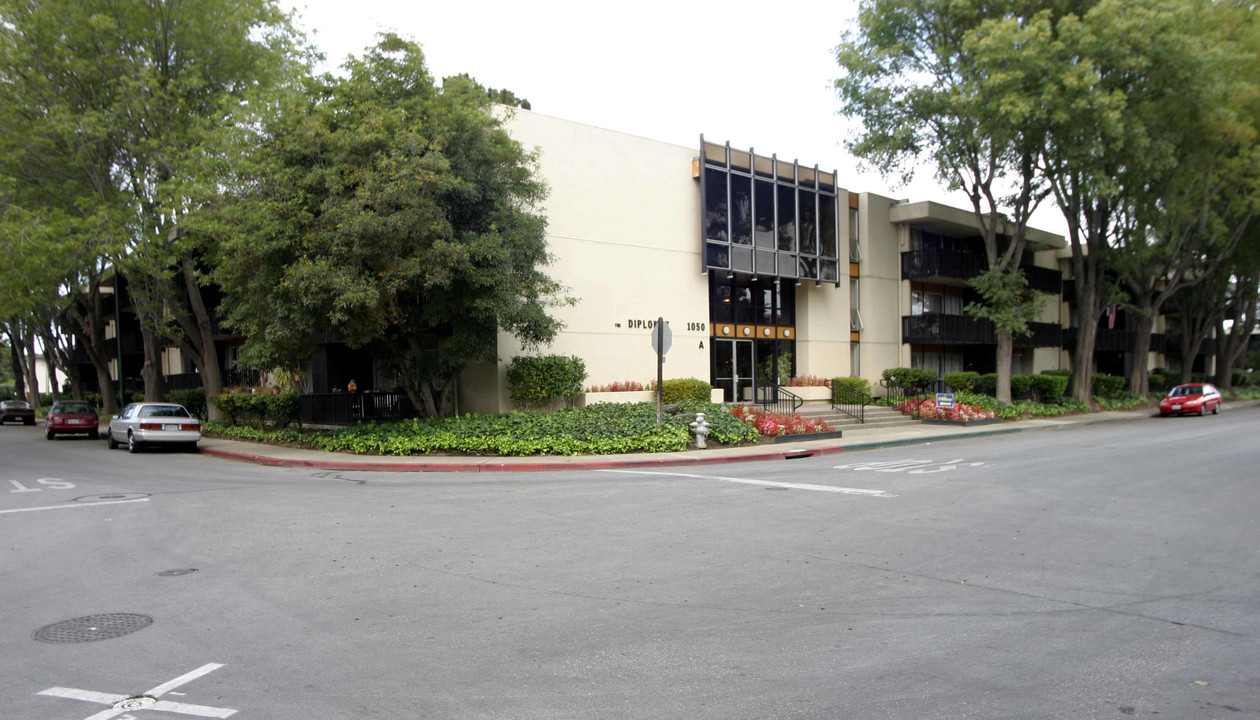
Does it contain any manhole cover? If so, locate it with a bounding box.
[113,695,157,711]
[33,614,153,643]
[74,493,149,503]
[156,568,197,577]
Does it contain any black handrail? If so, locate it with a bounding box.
[831,384,871,423]
[759,385,803,416]
[879,378,943,419]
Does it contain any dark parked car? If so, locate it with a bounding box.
[45,400,100,439]
[0,400,36,425]
[1159,383,1222,416]
[107,402,201,453]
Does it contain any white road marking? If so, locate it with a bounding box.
[0,498,150,515]
[600,469,894,496]
[834,458,986,474]
[37,663,235,719]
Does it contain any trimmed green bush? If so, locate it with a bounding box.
[210,392,299,428]
[1029,373,1069,402]
[944,372,980,392]
[165,388,208,419]
[882,367,939,392]
[1091,373,1124,399]
[660,378,713,404]
[975,373,998,396]
[831,376,871,397]
[506,355,587,409]
[1041,368,1072,376]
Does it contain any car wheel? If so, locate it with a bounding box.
[107,431,119,449]
[24,418,34,426]
[89,429,99,440]
[127,432,141,454]
[1212,403,1220,415]
[1199,404,1207,416]
[45,429,54,440]
[186,442,199,453]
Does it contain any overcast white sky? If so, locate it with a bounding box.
[279,0,1067,236]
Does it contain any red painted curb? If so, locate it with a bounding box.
[198,443,849,473]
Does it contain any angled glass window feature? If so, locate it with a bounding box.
[755,180,775,249]
[778,184,797,251]
[731,174,752,245]
[701,140,841,284]
[704,168,728,242]
[796,188,815,254]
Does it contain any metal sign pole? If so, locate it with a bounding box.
[656,318,664,428]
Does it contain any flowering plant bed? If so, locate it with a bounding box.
[896,398,1001,424]
[728,405,834,437]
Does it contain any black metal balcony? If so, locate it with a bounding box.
[902,248,1061,295]
[903,314,1062,347]
[1062,327,1129,353]
[1164,335,1217,357]
[901,248,987,284]
[1021,264,1062,295]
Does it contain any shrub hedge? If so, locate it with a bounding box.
[165,388,208,419]
[210,392,299,427]
[660,378,712,404]
[882,367,939,391]
[831,376,871,397]
[506,355,587,409]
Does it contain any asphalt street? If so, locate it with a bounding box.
[2,407,1258,719]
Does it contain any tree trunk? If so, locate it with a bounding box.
[139,323,166,401]
[995,330,1013,404]
[1071,278,1102,405]
[1127,309,1154,396]
[18,328,41,406]
[178,254,226,422]
[6,323,27,401]
[70,283,121,416]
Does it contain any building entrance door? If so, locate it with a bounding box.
[713,339,754,403]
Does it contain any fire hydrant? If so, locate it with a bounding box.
[689,412,711,449]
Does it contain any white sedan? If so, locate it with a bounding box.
[107,402,202,453]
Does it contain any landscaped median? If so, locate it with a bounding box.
[204,401,838,457]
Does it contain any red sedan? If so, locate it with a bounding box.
[45,400,100,440]
[1159,383,1222,416]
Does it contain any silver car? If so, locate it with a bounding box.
[107,402,202,453]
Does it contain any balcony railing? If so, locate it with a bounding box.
[1021,265,1063,295]
[902,314,1062,347]
[901,248,1061,294]
[901,248,987,283]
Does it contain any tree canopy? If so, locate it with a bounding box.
[212,35,567,417]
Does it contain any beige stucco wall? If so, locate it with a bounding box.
[859,192,906,384]
[469,109,711,413]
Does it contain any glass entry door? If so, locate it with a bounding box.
[713,339,754,403]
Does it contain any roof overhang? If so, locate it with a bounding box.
[889,201,1066,251]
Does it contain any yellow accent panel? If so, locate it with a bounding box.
[851,332,861,342]
[850,262,860,277]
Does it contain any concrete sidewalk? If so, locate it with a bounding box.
[197,407,1164,473]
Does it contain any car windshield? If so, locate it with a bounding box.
[54,402,95,414]
[139,406,191,418]
[1170,386,1201,396]
[3,401,32,409]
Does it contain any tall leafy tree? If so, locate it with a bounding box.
[0,0,309,417]
[1106,0,1260,395]
[213,35,567,417]
[836,0,1055,403]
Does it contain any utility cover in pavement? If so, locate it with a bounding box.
[33,614,153,643]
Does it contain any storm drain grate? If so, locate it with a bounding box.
[34,613,153,644]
